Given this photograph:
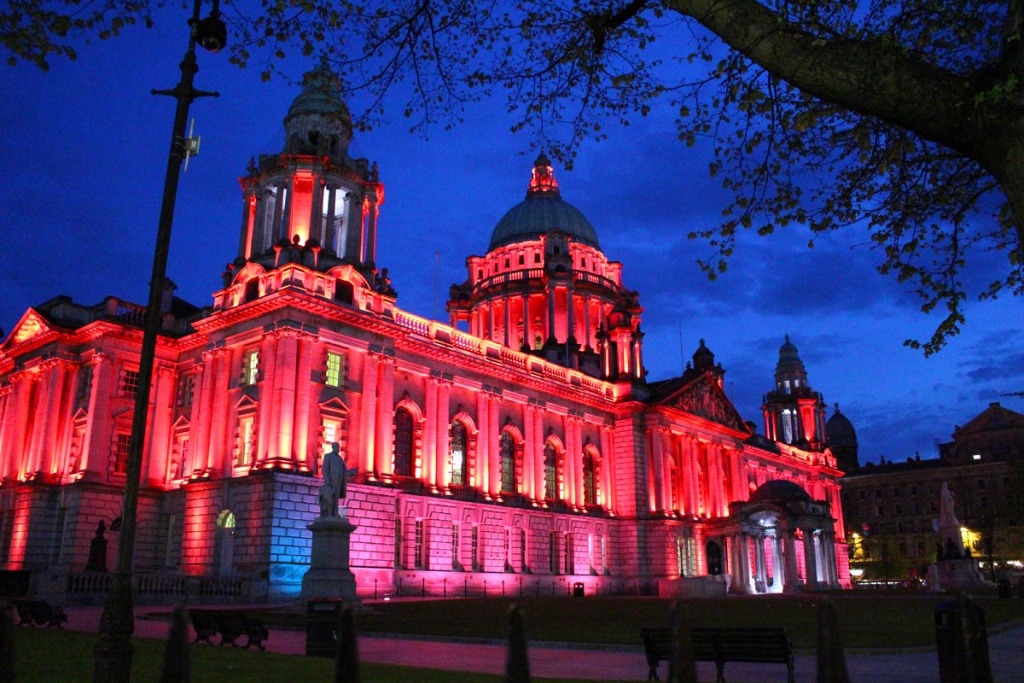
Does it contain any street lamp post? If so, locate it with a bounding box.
[92,2,225,682]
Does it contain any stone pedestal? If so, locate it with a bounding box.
[300,515,361,605]
[930,558,988,592]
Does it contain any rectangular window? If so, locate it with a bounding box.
[565,533,574,575]
[76,366,93,402]
[414,519,425,569]
[520,529,528,573]
[471,526,480,571]
[176,436,190,479]
[325,351,344,387]
[549,531,560,574]
[241,349,259,386]
[323,419,341,455]
[113,433,131,474]
[236,416,255,467]
[176,374,194,407]
[121,368,140,398]
[452,522,461,570]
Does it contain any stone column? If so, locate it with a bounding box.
[360,352,379,476]
[523,403,536,500]
[755,534,768,592]
[783,531,800,593]
[374,356,395,478]
[521,293,532,349]
[210,348,233,472]
[599,425,613,511]
[423,376,438,488]
[803,530,819,589]
[256,334,279,466]
[81,353,112,479]
[293,333,315,472]
[533,404,545,502]
[650,427,665,513]
[435,377,451,490]
[476,390,490,491]
[488,393,501,498]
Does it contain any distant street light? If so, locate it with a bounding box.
[92,2,225,681]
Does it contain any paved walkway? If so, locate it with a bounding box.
[59,604,1023,682]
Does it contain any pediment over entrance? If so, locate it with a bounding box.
[660,374,749,433]
[3,310,52,349]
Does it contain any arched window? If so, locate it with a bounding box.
[450,421,468,485]
[544,443,558,500]
[582,451,597,506]
[393,408,414,478]
[499,431,516,494]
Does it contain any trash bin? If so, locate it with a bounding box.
[934,596,993,683]
[306,599,342,657]
[573,582,584,597]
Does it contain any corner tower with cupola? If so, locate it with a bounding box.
[223,59,387,313]
[761,336,828,450]
[447,154,644,382]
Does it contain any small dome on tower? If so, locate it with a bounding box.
[774,334,809,389]
[826,404,859,471]
[692,339,715,371]
[283,59,353,159]
[488,154,600,251]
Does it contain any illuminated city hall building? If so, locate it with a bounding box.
[0,64,849,601]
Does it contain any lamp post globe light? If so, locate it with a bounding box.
[92,2,225,681]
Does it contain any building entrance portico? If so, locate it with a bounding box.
[717,479,841,593]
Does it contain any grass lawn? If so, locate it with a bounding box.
[346,592,1024,649]
[9,592,1024,682]
[10,628,589,683]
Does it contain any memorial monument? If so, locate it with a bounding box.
[301,443,361,604]
[929,481,987,590]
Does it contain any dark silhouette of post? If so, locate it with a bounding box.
[92,3,223,681]
[506,605,531,683]
[334,606,361,683]
[159,606,192,683]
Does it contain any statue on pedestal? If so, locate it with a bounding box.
[318,442,356,518]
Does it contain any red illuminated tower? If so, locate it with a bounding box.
[761,336,828,450]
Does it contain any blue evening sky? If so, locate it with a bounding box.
[2,9,1021,465]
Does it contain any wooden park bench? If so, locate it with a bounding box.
[640,626,795,683]
[12,598,68,628]
[189,608,269,650]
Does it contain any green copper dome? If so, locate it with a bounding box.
[488,154,600,252]
[286,59,352,127]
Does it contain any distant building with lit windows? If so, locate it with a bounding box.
[0,63,849,602]
[839,402,1024,581]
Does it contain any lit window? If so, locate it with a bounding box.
[241,349,259,386]
[113,433,131,474]
[237,416,255,467]
[325,351,344,387]
[323,419,341,454]
[121,368,140,398]
[499,432,515,494]
[449,421,467,485]
[972,453,982,461]
[544,443,558,500]
[583,452,597,505]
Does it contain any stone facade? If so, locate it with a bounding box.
[0,63,850,602]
